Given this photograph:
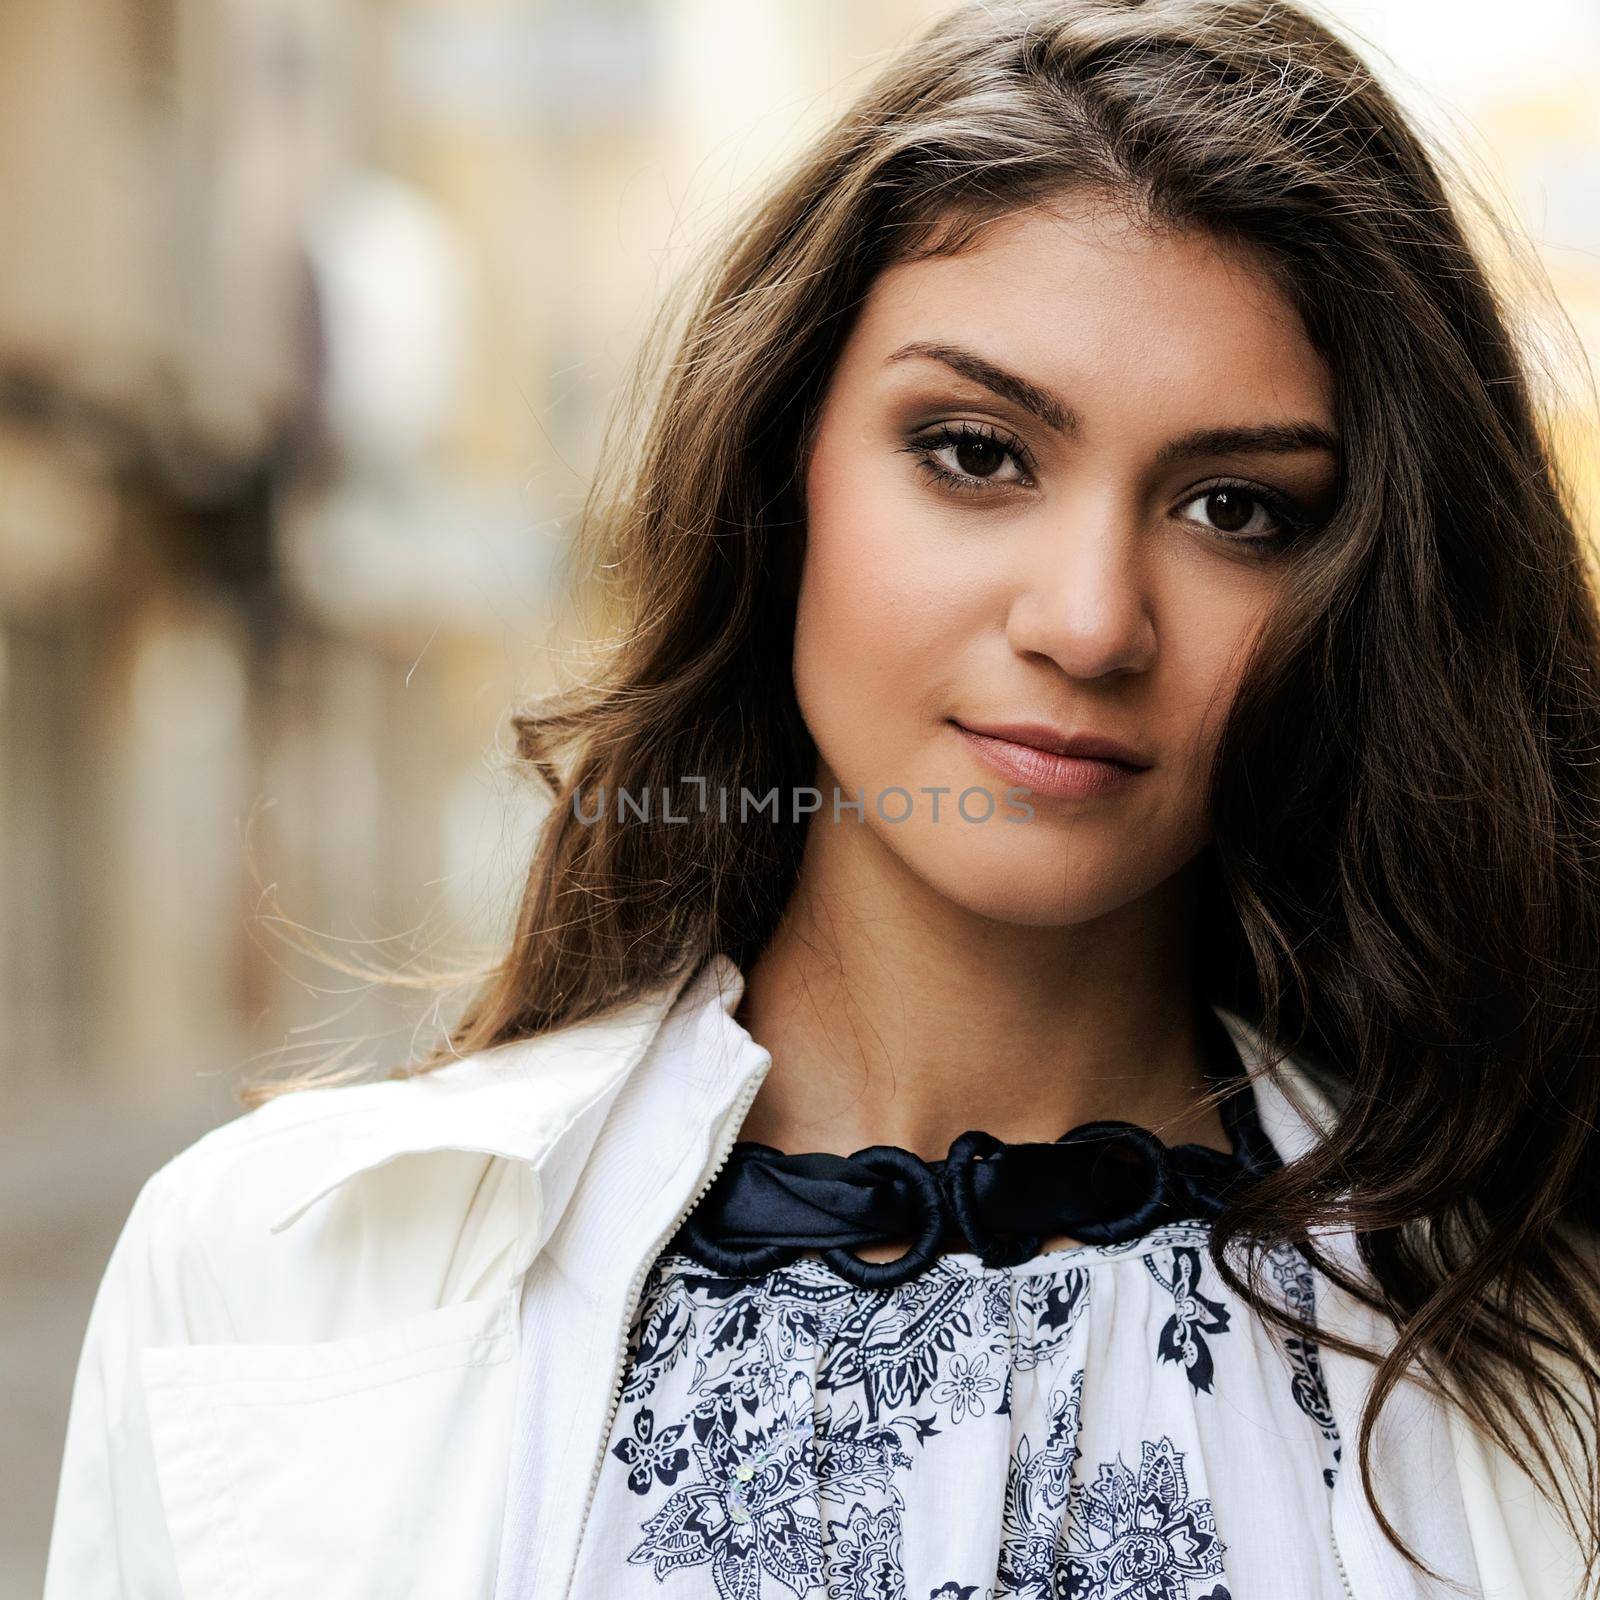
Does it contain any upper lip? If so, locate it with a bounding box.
[953,719,1152,769]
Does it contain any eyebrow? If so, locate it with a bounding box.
[886,340,1079,434]
[1151,421,1340,465]
[884,339,1339,463]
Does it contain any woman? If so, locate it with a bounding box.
[44,0,1600,1595]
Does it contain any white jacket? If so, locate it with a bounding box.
[43,954,1591,1599]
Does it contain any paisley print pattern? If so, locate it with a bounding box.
[568,1220,1343,1599]
[1265,1240,1343,1489]
[995,1369,1228,1597]
[1144,1247,1232,1395]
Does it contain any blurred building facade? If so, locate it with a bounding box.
[1,0,1596,1589]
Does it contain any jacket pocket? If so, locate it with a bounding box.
[141,1291,520,1600]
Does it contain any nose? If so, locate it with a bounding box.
[1004,492,1158,680]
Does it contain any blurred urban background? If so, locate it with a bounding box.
[2,0,1597,1588]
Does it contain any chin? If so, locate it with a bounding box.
[892,826,1167,928]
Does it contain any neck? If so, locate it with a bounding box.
[733,815,1229,1163]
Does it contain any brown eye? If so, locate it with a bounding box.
[1203,488,1258,533]
[1176,482,1306,545]
[901,422,1035,497]
[950,435,1009,479]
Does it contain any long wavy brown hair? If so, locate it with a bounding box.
[245,0,1600,1584]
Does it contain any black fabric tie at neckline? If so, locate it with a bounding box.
[671,1006,1284,1290]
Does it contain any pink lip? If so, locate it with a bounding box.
[950,719,1151,800]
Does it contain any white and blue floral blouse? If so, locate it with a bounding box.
[566,1215,1348,1598]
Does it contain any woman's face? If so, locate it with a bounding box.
[792,195,1338,927]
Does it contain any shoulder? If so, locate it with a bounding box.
[103,972,690,1343]
[117,985,680,1340]
[144,1057,473,1234]
[117,1053,532,1344]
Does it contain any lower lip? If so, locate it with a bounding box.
[951,723,1148,799]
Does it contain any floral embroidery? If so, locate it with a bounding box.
[592,1222,1336,1598]
[995,1370,1229,1598]
[625,1384,828,1594]
[930,1352,1002,1424]
[825,1502,903,1599]
[818,1263,978,1421]
[1066,1437,1228,1597]
[612,1406,693,1494]
[1145,1246,1232,1395]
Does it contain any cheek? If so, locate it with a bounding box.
[792,473,971,720]
[1161,582,1276,764]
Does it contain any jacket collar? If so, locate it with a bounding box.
[264,962,714,1234]
[265,952,1342,1239]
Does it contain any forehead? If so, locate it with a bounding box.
[849,199,1331,421]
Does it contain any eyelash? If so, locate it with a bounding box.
[900,422,1040,497]
[899,421,1316,547]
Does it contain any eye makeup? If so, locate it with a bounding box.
[896,416,1332,551]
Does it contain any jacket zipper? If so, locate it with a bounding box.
[1330,1512,1356,1599]
[561,1059,772,1598]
